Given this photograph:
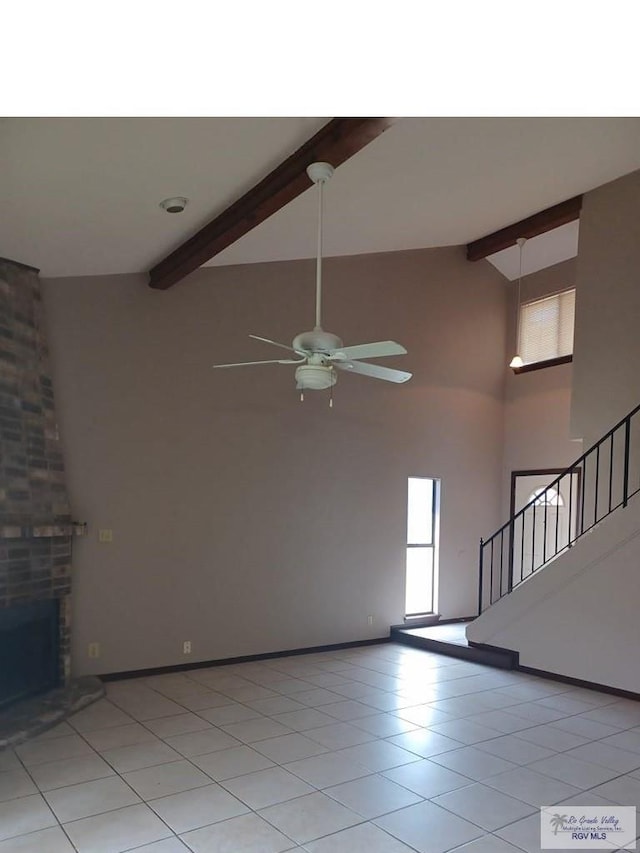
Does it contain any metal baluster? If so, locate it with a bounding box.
[608,432,614,513]
[490,537,495,604]
[531,502,536,575]
[595,443,600,523]
[520,510,525,583]
[499,529,504,596]
[623,416,631,507]
[555,475,560,556]
[580,459,586,535]
[507,514,514,594]
[478,538,484,614]
[569,467,574,546]
[543,488,548,566]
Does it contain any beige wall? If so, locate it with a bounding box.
[572,169,640,447]
[42,246,507,676]
[501,259,580,518]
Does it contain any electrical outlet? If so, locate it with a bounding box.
[183,640,192,655]
[367,615,374,626]
[88,642,100,658]
[98,529,113,543]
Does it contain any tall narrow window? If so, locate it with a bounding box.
[405,477,440,617]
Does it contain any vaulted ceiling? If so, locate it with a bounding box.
[2,117,640,279]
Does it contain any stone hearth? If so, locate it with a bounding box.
[0,676,104,749]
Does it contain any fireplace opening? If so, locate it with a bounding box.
[0,599,60,710]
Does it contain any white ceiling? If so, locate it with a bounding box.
[2,117,640,279]
[487,220,580,281]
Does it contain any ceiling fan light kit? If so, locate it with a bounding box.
[295,364,337,391]
[212,161,412,405]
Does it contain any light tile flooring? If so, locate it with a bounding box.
[1,643,640,852]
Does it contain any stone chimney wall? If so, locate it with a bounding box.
[0,257,73,683]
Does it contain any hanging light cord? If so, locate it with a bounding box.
[514,237,525,355]
[315,177,324,330]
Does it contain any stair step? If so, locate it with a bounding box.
[390,622,517,669]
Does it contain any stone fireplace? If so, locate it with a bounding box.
[0,256,73,709]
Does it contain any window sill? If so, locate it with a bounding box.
[512,354,573,375]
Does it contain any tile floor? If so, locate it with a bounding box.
[1,642,640,852]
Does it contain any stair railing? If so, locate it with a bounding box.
[478,401,640,614]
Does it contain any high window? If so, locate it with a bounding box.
[518,288,576,366]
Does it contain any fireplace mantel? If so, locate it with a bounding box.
[1,524,80,539]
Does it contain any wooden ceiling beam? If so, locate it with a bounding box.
[466,194,583,262]
[148,117,395,290]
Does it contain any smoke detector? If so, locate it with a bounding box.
[159,197,189,213]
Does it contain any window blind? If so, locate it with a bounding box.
[519,289,575,365]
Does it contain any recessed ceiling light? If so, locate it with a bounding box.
[159,197,188,213]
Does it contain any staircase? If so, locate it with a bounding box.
[391,401,640,669]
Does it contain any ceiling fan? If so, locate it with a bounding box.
[213,162,412,403]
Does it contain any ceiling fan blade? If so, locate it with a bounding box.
[331,341,407,361]
[213,358,304,369]
[334,360,412,383]
[249,334,306,355]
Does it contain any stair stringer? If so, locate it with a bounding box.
[466,497,640,694]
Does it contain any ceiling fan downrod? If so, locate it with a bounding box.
[306,162,334,331]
